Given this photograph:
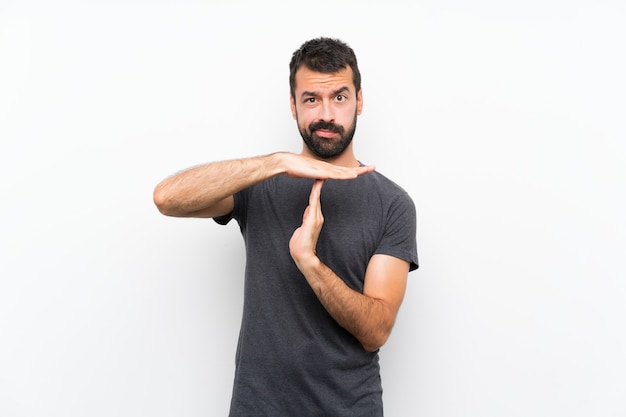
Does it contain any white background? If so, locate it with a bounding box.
[1,1,625,416]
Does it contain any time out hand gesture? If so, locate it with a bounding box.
[280,153,374,180]
[289,179,325,270]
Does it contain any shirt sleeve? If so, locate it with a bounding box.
[375,192,419,271]
[213,188,247,226]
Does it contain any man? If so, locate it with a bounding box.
[153,37,418,416]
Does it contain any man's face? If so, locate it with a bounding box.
[290,66,363,160]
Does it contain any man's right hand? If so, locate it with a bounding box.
[277,152,375,180]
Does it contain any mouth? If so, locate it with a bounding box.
[313,129,339,139]
[309,121,343,140]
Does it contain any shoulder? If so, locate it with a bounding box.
[368,169,408,189]
[362,170,414,205]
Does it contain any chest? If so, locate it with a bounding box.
[243,177,386,289]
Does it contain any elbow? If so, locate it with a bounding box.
[362,343,383,353]
[359,302,397,352]
[360,329,392,353]
[153,185,178,216]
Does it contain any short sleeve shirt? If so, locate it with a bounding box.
[216,171,418,417]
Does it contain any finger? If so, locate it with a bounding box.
[300,205,311,221]
[309,179,324,207]
[333,164,375,180]
[355,164,376,176]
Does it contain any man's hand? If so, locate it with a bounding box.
[289,179,325,269]
[278,153,374,180]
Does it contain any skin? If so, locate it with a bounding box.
[153,65,409,352]
[292,66,360,161]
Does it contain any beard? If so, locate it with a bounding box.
[298,112,358,159]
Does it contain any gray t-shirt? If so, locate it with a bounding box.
[216,171,418,417]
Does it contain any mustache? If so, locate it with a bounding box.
[309,121,345,134]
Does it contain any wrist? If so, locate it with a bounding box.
[267,152,290,176]
[294,253,322,275]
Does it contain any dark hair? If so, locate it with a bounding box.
[289,37,361,99]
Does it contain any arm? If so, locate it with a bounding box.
[290,180,409,352]
[153,152,375,218]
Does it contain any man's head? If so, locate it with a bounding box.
[289,38,363,160]
[289,37,361,100]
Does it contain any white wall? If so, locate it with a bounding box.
[1,1,624,416]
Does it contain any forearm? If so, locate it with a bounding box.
[299,257,394,352]
[154,152,374,217]
[154,153,283,217]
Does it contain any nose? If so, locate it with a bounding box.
[318,99,334,122]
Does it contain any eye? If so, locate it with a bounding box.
[304,97,317,103]
[336,94,346,102]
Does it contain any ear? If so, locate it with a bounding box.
[357,89,363,115]
[290,94,297,120]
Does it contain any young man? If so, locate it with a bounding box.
[154,37,418,416]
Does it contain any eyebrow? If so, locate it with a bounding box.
[300,86,351,99]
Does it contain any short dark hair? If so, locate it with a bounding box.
[289,37,361,99]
